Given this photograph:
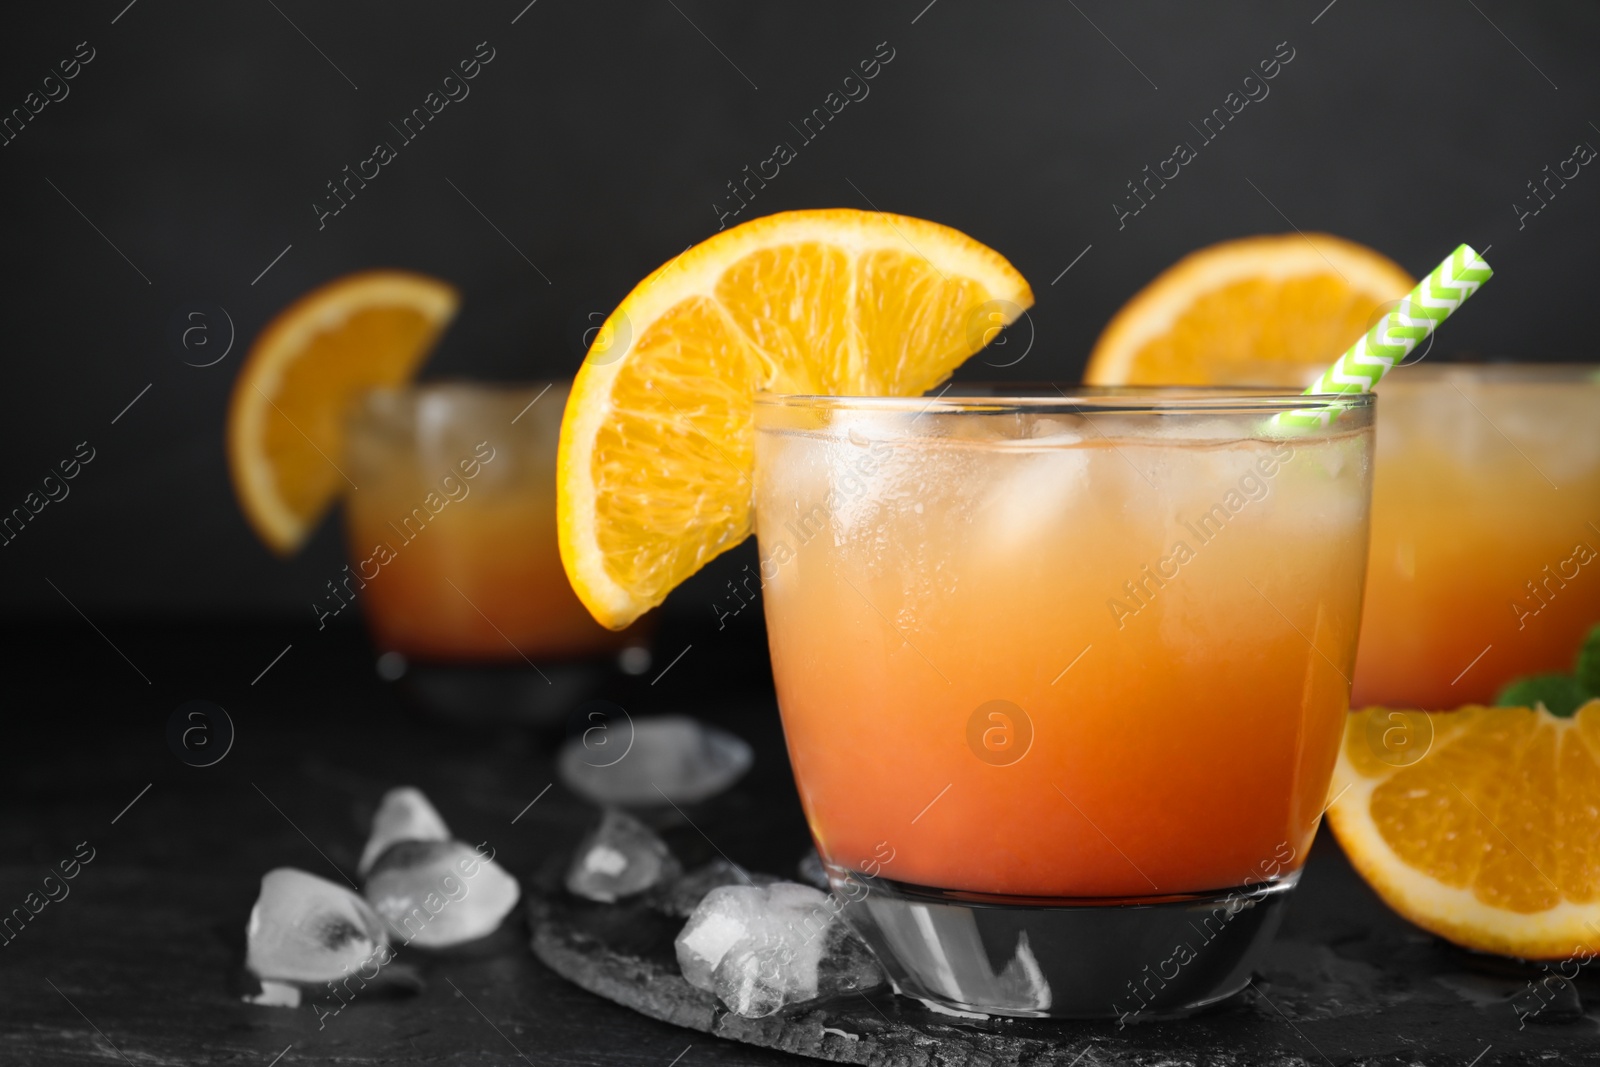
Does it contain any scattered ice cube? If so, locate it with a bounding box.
[654,859,776,919]
[246,868,389,984]
[559,715,753,807]
[713,938,791,1017]
[358,787,451,877]
[364,840,519,948]
[675,881,883,1017]
[676,885,778,991]
[566,809,682,903]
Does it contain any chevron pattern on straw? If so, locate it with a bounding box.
[1275,244,1491,428]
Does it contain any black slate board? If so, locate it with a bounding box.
[530,853,1600,1067]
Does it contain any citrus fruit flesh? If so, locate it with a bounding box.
[1328,701,1600,960]
[227,271,458,553]
[557,209,1033,629]
[1084,233,1414,387]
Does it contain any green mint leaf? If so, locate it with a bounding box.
[1498,673,1589,718]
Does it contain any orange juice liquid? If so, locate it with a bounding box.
[1352,368,1600,708]
[345,478,626,661]
[755,406,1372,899]
[343,384,632,663]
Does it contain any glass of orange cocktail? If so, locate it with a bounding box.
[343,383,645,714]
[1351,364,1600,708]
[753,388,1374,1019]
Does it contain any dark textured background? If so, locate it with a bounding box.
[4,7,1599,1063]
[0,0,1596,617]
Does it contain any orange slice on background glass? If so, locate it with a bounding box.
[1084,233,1414,387]
[557,208,1033,629]
[227,271,458,553]
[1327,701,1600,960]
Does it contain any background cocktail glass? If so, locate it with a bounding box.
[753,388,1374,1018]
[343,383,647,718]
[1351,363,1600,708]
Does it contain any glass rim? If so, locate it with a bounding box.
[347,380,571,440]
[1376,361,1600,383]
[351,380,569,418]
[359,378,570,399]
[754,383,1375,416]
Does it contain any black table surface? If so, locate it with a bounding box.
[0,620,1591,1066]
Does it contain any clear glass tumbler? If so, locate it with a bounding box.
[1351,364,1600,708]
[342,383,643,684]
[753,388,1375,1019]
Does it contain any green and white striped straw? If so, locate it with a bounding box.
[1274,244,1493,428]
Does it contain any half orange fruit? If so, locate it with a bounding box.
[1328,701,1600,960]
[227,271,458,553]
[557,209,1033,629]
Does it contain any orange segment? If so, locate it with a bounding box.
[714,243,854,393]
[227,271,457,553]
[558,209,1032,628]
[594,296,761,606]
[1085,234,1414,386]
[855,249,994,393]
[1328,701,1600,959]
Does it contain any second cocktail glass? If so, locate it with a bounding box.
[753,388,1375,1019]
[343,383,647,718]
[1352,364,1600,707]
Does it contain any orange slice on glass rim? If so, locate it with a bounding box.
[556,208,1033,629]
[1084,233,1414,387]
[227,271,458,553]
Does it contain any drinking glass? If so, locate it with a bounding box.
[343,383,646,716]
[753,388,1374,1019]
[1351,364,1600,707]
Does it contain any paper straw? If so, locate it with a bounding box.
[1273,244,1492,428]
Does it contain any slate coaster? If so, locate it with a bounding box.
[528,852,1600,1067]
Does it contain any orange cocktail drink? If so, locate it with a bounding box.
[343,383,633,663]
[1352,364,1600,708]
[753,389,1374,1018]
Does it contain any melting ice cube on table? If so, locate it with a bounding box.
[654,859,778,918]
[565,809,682,903]
[558,715,753,807]
[245,868,389,985]
[674,882,883,1017]
[358,786,451,877]
[364,839,519,948]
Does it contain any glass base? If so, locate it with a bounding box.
[829,868,1296,1021]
